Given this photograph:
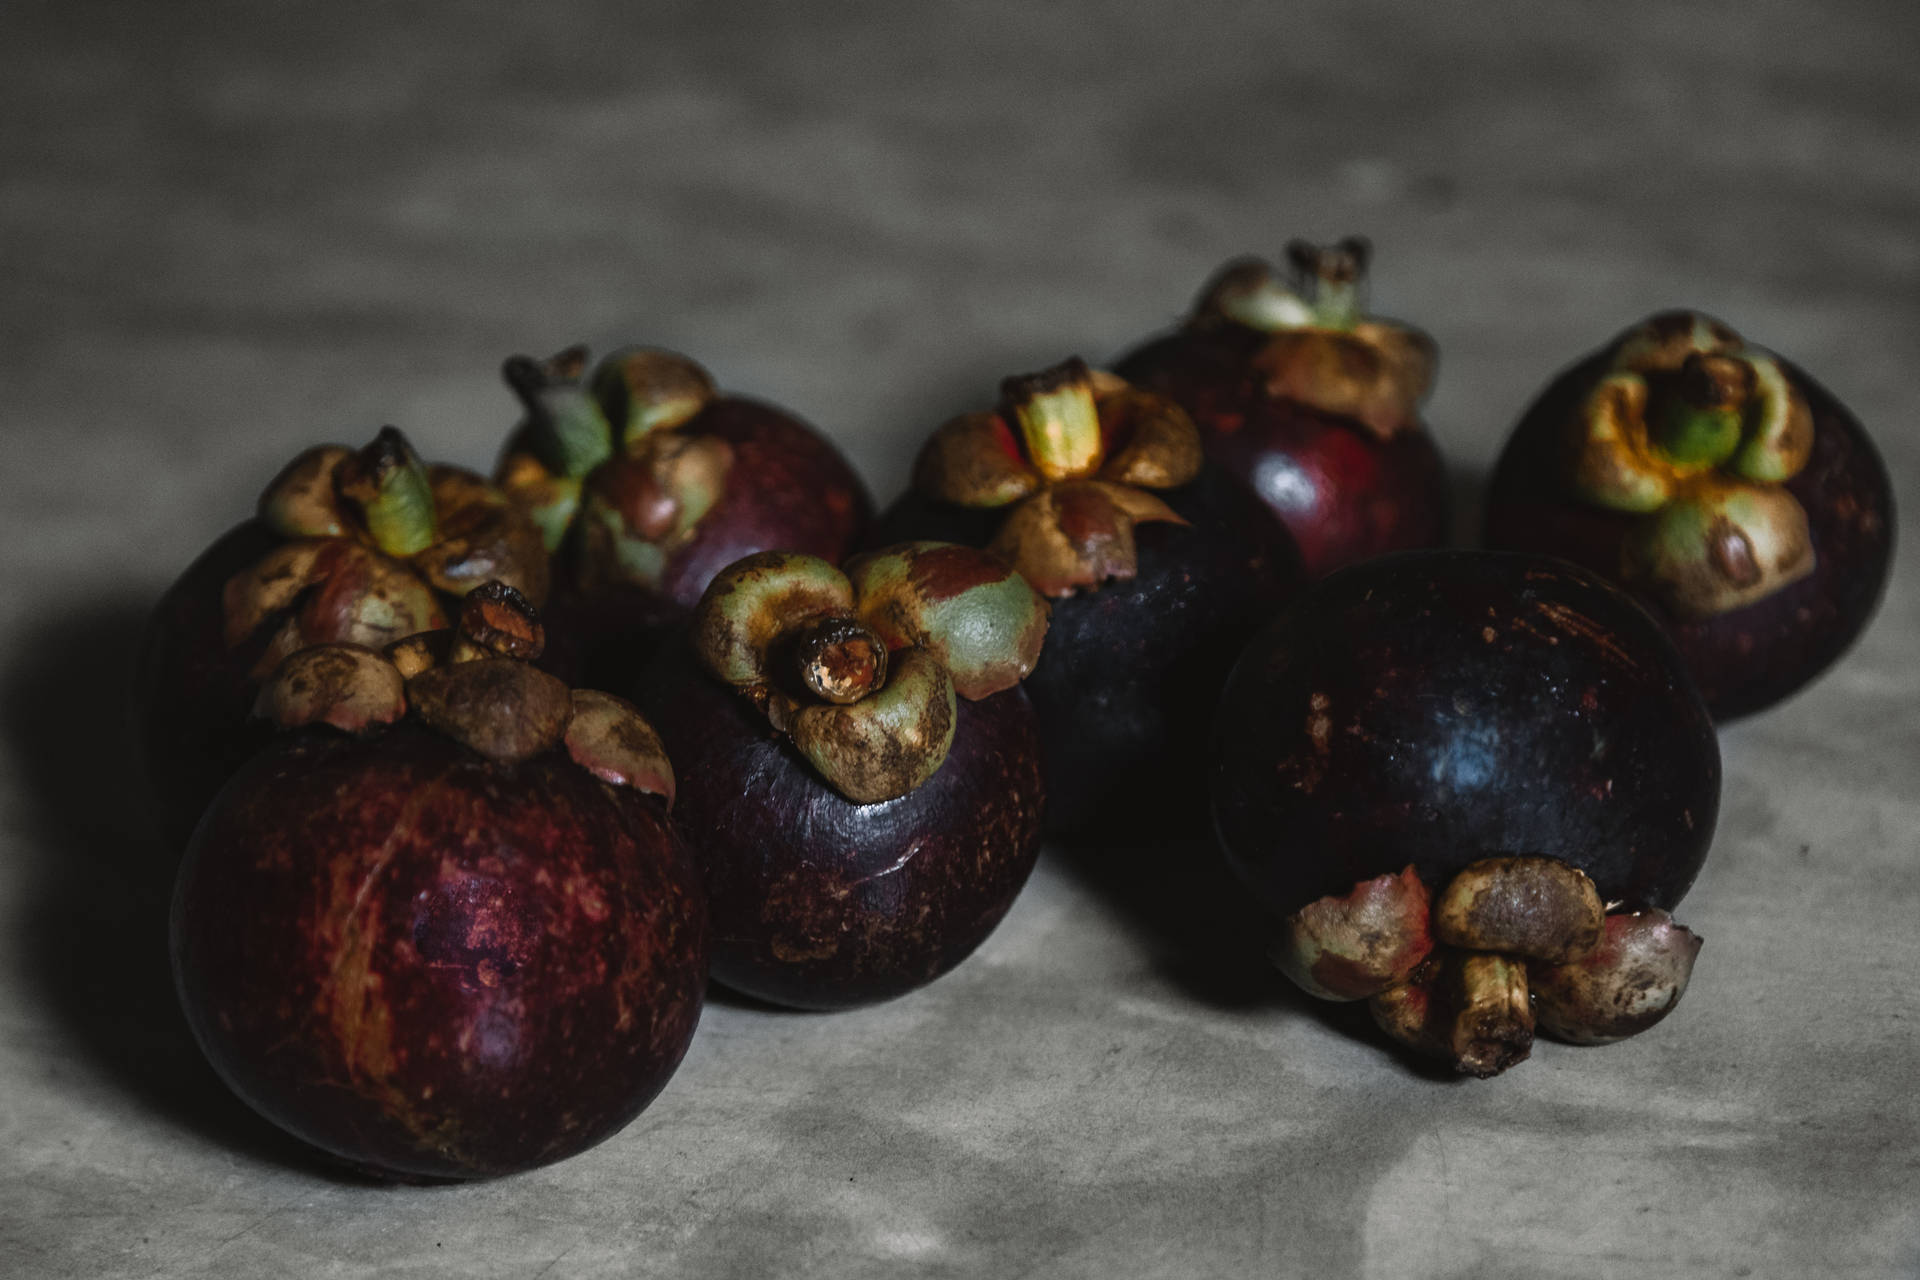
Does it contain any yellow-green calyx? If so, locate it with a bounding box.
[496,345,732,587]
[251,579,674,800]
[236,429,548,681]
[691,547,1048,803]
[1569,311,1816,618]
[912,359,1201,598]
[1187,238,1436,439]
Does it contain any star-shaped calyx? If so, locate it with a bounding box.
[254,580,674,801]
[1566,311,1816,618]
[224,427,550,682]
[494,345,735,591]
[1187,237,1436,440]
[911,357,1207,597]
[690,545,1049,803]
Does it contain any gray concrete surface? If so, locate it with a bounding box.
[3,2,1917,1275]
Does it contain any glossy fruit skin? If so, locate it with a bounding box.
[172,724,708,1181]
[133,520,285,849]
[634,642,1043,1009]
[871,464,1301,836]
[1117,325,1448,578]
[1211,550,1720,920]
[1485,353,1894,719]
[549,397,873,690]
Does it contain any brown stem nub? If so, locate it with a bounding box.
[1369,949,1534,1078]
[790,616,887,706]
[1284,237,1371,327]
[450,580,545,664]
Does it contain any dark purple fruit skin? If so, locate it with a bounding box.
[1485,352,1895,719]
[870,463,1302,837]
[1211,550,1720,920]
[633,642,1043,1010]
[1117,326,1448,579]
[172,724,708,1181]
[132,520,285,850]
[546,397,874,688]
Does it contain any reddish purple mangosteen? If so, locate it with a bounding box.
[494,345,872,689]
[1485,310,1894,719]
[172,583,707,1181]
[634,544,1049,1010]
[1210,550,1718,1077]
[868,357,1301,836]
[1116,238,1449,578]
[135,427,551,848]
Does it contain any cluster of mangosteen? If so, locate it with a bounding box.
[137,240,1893,1179]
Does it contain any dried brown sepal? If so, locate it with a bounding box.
[691,551,857,688]
[253,643,406,735]
[844,542,1050,701]
[1369,950,1535,1078]
[564,689,675,804]
[790,616,888,705]
[449,580,545,664]
[571,432,735,591]
[788,648,957,804]
[911,410,1042,510]
[411,465,552,605]
[1271,865,1434,1001]
[1532,910,1703,1046]
[1433,856,1605,962]
[1609,310,1744,374]
[223,540,445,679]
[1249,327,1435,441]
[987,480,1188,598]
[1094,387,1205,490]
[405,658,573,764]
[383,630,450,680]
[258,445,351,539]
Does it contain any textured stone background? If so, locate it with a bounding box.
[3,2,1916,1276]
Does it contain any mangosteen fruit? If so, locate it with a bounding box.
[172,583,706,1181]
[1210,550,1718,1076]
[868,356,1301,836]
[1484,310,1894,719]
[135,427,551,848]
[1115,237,1449,577]
[495,345,872,688]
[634,544,1049,1009]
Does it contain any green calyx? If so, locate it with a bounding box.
[789,649,957,805]
[334,427,438,558]
[503,348,615,481]
[844,542,1049,701]
[1568,313,1820,616]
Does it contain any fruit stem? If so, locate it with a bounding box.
[504,351,615,480]
[790,616,888,705]
[1001,358,1105,482]
[450,580,546,663]
[1284,237,1371,329]
[335,427,438,558]
[1650,353,1748,467]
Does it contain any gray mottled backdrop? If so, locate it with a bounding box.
[3,3,1916,1277]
